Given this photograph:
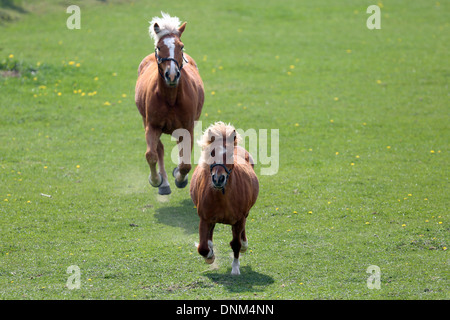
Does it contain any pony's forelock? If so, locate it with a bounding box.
[149,12,181,47]
[198,122,242,165]
[198,122,241,148]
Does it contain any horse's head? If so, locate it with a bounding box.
[199,122,242,192]
[150,13,187,87]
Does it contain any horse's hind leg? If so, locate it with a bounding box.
[240,227,248,253]
[156,140,171,195]
[145,126,162,188]
[198,219,215,264]
[173,129,192,188]
[230,219,246,275]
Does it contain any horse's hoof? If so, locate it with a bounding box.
[158,185,171,195]
[149,172,163,188]
[205,255,215,264]
[172,167,188,188]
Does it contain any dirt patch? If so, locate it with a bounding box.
[0,69,20,77]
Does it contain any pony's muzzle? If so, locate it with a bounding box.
[212,173,227,189]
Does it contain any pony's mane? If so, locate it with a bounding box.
[198,122,242,165]
[149,12,182,47]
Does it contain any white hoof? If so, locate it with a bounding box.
[231,258,240,275]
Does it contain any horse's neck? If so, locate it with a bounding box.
[158,77,179,106]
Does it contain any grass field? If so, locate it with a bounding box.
[0,0,448,300]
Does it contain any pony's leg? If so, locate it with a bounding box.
[240,227,248,253]
[173,129,192,188]
[156,140,171,195]
[198,219,215,264]
[208,223,216,243]
[145,126,162,188]
[230,219,246,275]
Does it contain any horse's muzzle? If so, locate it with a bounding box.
[164,68,181,87]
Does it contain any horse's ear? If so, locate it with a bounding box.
[178,22,186,37]
[233,130,237,145]
[153,23,161,34]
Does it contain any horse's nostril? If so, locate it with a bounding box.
[176,70,181,79]
[212,174,217,184]
[218,175,225,185]
[165,71,170,79]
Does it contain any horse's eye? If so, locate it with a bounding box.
[157,47,161,51]
[181,46,184,51]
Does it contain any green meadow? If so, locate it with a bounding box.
[0,0,448,299]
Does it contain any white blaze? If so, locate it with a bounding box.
[163,37,176,77]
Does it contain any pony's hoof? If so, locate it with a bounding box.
[205,255,215,264]
[158,185,171,195]
[173,167,188,188]
[149,172,163,188]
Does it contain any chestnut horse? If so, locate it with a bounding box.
[190,122,259,275]
[135,12,204,195]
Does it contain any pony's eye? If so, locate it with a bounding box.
[157,47,161,51]
[181,46,184,51]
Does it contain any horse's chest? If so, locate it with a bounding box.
[149,104,190,134]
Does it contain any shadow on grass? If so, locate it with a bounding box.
[154,198,199,235]
[0,0,26,23]
[204,266,275,293]
[0,0,26,12]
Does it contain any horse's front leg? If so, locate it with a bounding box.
[145,126,163,188]
[198,219,215,264]
[156,139,171,195]
[173,128,193,188]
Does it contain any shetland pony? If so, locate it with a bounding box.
[190,122,259,275]
[135,12,204,195]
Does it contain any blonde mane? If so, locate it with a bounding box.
[149,12,182,47]
[198,122,242,166]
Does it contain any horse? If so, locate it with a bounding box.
[190,122,259,275]
[135,12,204,195]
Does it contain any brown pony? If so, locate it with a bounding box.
[190,122,259,275]
[135,12,204,195]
